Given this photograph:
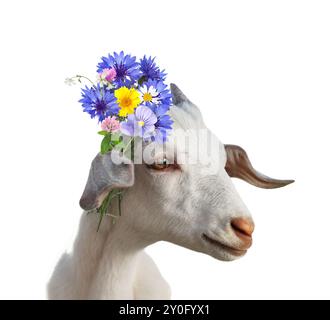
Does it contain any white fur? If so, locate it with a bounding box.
[48,100,252,299]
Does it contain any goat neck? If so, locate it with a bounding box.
[72,212,149,299]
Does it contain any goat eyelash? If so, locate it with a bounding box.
[146,158,180,171]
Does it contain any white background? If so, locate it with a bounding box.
[0,0,329,300]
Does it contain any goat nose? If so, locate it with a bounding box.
[231,218,254,246]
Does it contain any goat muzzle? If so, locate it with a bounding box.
[230,217,254,249]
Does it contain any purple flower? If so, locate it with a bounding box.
[120,106,157,138]
[97,51,141,87]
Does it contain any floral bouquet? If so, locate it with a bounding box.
[66,51,173,229]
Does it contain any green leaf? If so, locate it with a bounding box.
[112,139,121,146]
[138,76,147,86]
[100,133,112,154]
[98,130,108,136]
[112,136,125,151]
[110,132,121,141]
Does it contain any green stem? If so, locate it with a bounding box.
[118,192,122,217]
[75,74,96,87]
[97,190,115,231]
[96,189,123,231]
[123,138,133,152]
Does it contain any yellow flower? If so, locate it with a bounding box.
[114,87,141,117]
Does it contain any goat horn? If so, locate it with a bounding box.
[170,83,190,105]
[225,144,294,189]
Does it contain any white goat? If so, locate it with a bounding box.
[48,84,293,299]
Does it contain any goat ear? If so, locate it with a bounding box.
[79,151,134,211]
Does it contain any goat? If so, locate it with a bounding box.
[47,84,293,299]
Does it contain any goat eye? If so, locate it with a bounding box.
[148,158,171,170]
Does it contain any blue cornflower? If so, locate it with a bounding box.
[79,85,119,122]
[144,105,173,143]
[153,113,173,142]
[97,51,141,87]
[139,56,166,82]
[138,80,172,113]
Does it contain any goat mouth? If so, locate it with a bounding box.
[202,233,247,257]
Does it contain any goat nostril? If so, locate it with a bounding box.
[231,218,254,238]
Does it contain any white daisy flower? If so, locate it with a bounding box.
[139,85,160,105]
